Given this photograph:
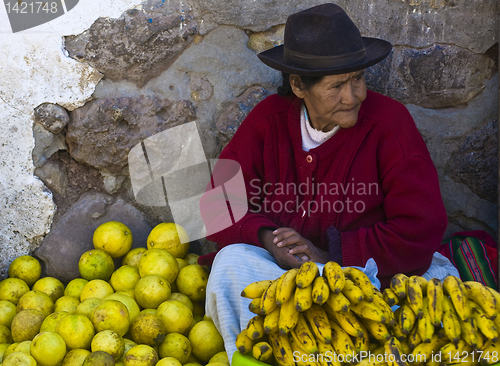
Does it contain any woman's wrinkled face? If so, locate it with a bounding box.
[290,70,367,131]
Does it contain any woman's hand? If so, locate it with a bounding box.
[273,227,329,264]
[258,227,329,269]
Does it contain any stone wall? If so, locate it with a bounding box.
[0,0,497,281]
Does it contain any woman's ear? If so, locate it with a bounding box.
[289,75,305,99]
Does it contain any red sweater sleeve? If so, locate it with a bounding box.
[340,155,448,285]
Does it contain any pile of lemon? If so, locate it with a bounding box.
[0,221,226,366]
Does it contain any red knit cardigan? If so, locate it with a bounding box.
[199,91,448,287]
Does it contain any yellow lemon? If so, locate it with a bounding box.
[32,277,65,303]
[9,256,41,287]
[156,300,193,334]
[122,247,147,268]
[123,344,158,366]
[75,297,102,318]
[104,293,140,324]
[55,314,95,350]
[130,311,166,347]
[119,338,137,362]
[147,223,190,258]
[93,221,133,259]
[12,340,31,355]
[80,279,114,301]
[11,309,46,342]
[116,289,136,300]
[183,253,199,265]
[176,264,209,302]
[54,296,80,314]
[30,331,67,366]
[62,349,91,366]
[64,278,89,298]
[82,350,115,365]
[134,275,171,309]
[79,250,115,281]
[138,249,179,284]
[17,290,54,316]
[0,324,12,343]
[168,292,194,311]
[91,329,125,361]
[157,357,183,366]
[2,351,37,366]
[40,311,69,332]
[158,333,192,363]
[91,299,130,337]
[176,258,189,271]
[209,351,229,364]
[188,320,224,362]
[0,342,11,360]
[0,278,30,305]
[0,300,17,328]
[110,265,140,292]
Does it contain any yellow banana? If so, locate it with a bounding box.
[252,341,274,364]
[331,310,365,338]
[276,268,299,307]
[353,320,370,353]
[407,275,424,319]
[427,278,444,327]
[292,313,319,354]
[440,339,469,360]
[357,346,387,366]
[417,298,434,343]
[399,340,412,356]
[342,267,374,302]
[296,262,319,289]
[342,279,365,305]
[323,261,345,294]
[312,276,330,306]
[443,276,471,321]
[236,329,255,354]
[372,288,395,326]
[260,278,279,315]
[324,291,350,314]
[411,333,449,366]
[442,295,462,345]
[408,320,423,351]
[269,330,295,366]
[470,300,499,342]
[317,340,342,366]
[295,285,313,312]
[305,303,332,344]
[480,340,500,365]
[247,315,265,340]
[398,302,417,335]
[329,319,357,363]
[289,334,317,366]
[460,317,479,348]
[383,288,400,307]
[264,306,280,334]
[351,299,387,323]
[279,296,299,335]
[390,273,409,300]
[362,318,391,341]
[241,280,273,299]
[384,337,410,366]
[415,276,428,293]
[390,311,407,342]
[464,281,498,320]
[249,298,261,315]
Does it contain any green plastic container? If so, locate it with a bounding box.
[232,351,270,366]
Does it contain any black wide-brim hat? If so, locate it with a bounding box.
[258,3,392,76]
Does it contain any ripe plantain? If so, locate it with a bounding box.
[247,315,265,340]
[241,280,273,299]
[260,278,279,315]
[390,273,409,300]
[291,313,318,354]
[236,328,255,354]
[443,276,471,321]
[341,279,365,305]
[263,306,280,334]
[304,303,332,344]
[269,330,295,366]
[464,281,497,320]
[276,268,299,307]
[295,285,313,312]
[279,296,299,335]
[427,278,444,327]
[312,276,330,306]
[342,267,374,302]
[323,261,345,294]
[252,341,274,364]
[383,287,400,307]
[407,275,424,319]
[296,262,319,289]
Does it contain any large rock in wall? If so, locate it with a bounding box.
[0,0,497,278]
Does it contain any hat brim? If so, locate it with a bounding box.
[257,37,392,76]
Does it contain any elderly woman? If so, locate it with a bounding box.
[200,3,459,358]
